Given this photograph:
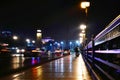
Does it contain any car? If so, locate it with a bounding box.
[54,49,62,56]
[63,49,70,55]
[0,44,11,53]
[24,49,41,57]
[0,44,12,57]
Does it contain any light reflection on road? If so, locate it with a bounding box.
[0,54,42,76]
[0,53,63,77]
[11,56,25,69]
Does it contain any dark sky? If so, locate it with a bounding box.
[0,0,120,41]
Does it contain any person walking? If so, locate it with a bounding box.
[74,46,80,57]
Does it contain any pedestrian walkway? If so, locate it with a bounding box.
[0,54,92,80]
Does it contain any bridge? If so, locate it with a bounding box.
[83,14,120,80]
[0,15,120,80]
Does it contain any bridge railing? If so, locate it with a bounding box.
[82,14,120,80]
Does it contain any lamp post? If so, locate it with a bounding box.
[80,1,90,16]
[80,1,90,46]
[80,1,90,56]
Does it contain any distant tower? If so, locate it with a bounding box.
[0,31,12,44]
[36,29,42,48]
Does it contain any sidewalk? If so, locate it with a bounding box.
[0,54,92,80]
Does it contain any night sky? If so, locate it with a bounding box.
[0,0,120,41]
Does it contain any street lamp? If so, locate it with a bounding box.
[80,1,90,39]
[13,35,18,40]
[80,1,90,56]
[32,40,35,44]
[26,39,30,43]
[79,24,87,49]
[80,24,86,30]
[80,24,86,40]
[79,37,83,44]
[76,40,79,46]
[80,1,90,16]
[79,32,85,37]
[80,1,90,47]
[12,35,18,47]
[79,32,86,43]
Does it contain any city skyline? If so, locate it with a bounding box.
[0,0,119,41]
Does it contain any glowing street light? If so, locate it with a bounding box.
[26,39,30,43]
[60,41,64,44]
[37,29,41,33]
[80,24,86,30]
[80,1,90,16]
[80,1,90,50]
[69,41,72,45]
[13,36,18,40]
[79,33,85,37]
[80,24,86,43]
[81,1,90,8]
[79,37,83,43]
[76,40,80,46]
[32,40,35,43]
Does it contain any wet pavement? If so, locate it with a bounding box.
[0,53,64,77]
[0,54,92,80]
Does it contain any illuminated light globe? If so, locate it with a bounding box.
[13,36,18,40]
[81,1,90,9]
[26,39,30,43]
[80,24,86,30]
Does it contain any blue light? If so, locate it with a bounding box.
[69,41,72,45]
[76,40,79,44]
[50,44,52,46]
[61,41,64,44]
[54,42,58,44]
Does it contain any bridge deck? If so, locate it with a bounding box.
[0,54,92,80]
